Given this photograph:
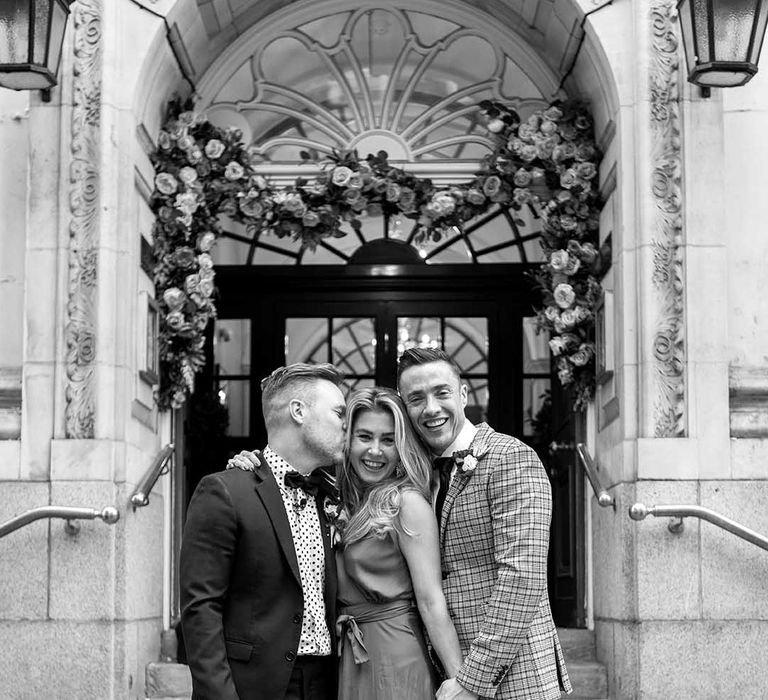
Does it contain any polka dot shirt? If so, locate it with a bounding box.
[264,446,331,656]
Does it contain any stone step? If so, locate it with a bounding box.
[145,661,192,699]
[557,628,608,699]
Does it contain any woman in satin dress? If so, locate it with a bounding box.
[334,387,463,700]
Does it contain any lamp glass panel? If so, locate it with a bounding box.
[33,0,50,64]
[693,0,711,60]
[678,0,697,70]
[749,0,768,63]
[713,0,757,62]
[0,0,30,63]
[48,0,67,73]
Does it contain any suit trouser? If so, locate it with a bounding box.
[284,655,336,700]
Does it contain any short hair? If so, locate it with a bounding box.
[396,347,462,385]
[260,363,344,425]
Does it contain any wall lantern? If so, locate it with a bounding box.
[677,0,768,87]
[0,0,75,92]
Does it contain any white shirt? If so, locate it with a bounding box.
[264,446,332,656]
[440,420,478,483]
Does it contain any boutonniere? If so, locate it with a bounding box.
[322,494,343,547]
[454,441,491,475]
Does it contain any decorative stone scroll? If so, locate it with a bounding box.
[65,0,102,438]
[649,0,686,437]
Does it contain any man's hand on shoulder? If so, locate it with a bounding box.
[226,450,261,472]
[436,678,478,700]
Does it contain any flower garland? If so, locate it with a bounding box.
[150,100,603,410]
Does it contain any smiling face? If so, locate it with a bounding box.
[348,408,399,486]
[398,360,467,455]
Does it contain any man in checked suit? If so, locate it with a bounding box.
[180,363,346,700]
[397,348,571,700]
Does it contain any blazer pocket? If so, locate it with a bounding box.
[225,639,254,661]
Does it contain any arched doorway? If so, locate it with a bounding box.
[182,1,587,627]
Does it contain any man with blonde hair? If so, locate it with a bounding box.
[180,362,346,700]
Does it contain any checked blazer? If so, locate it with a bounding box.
[440,422,571,699]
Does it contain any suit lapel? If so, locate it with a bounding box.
[439,423,495,549]
[252,455,302,585]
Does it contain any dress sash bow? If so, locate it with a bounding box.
[336,599,415,665]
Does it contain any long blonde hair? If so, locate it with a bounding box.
[336,387,432,545]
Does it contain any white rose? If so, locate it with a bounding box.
[553,283,576,309]
[331,166,353,187]
[205,139,225,159]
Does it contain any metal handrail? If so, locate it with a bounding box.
[629,503,768,552]
[0,505,120,539]
[130,442,174,509]
[575,443,615,508]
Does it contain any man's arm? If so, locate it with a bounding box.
[455,442,552,697]
[180,474,240,700]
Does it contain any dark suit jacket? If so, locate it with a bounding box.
[179,459,337,700]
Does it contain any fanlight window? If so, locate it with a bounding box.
[203,5,552,265]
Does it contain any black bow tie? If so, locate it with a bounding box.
[284,470,334,497]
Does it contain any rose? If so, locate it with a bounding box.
[544,306,560,322]
[197,231,216,252]
[224,161,245,180]
[466,188,486,205]
[554,283,576,309]
[482,175,502,197]
[428,192,456,217]
[559,124,578,141]
[187,148,203,164]
[549,337,567,356]
[385,183,401,202]
[560,168,579,189]
[513,168,532,187]
[560,308,579,328]
[157,131,172,150]
[543,105,563,121]
[239,193,264,217]
[576,144,596,162]
[171,247,196,269]
[575,115,591,130]
[174,192,199,215]
[564,256,581,275]
[579,242,598,264]
[540,119,557,135]
[519,144,538,162]
[344,189,361,204]
[347,174,364,190]
[331,166,353,187]
[571,343,593,366]
[171,390,186,409]
[549,250,570,271]
[199,278,215,298]
[166,311,186,331]
[162,287,186,310]
[576,162,597,180]
[460,454,478,472]
[558,366,574,384]
[518,123,536,142]
[197,253,214,270]
[487,117,505,133]
[302,211,320,227]
[205,139,225,159]
[177,135,194,151]
[366,203,383,217]
[560,215,579,231]
[155,173,179,195]
[184,274,201,294]
[178,166,198,185]
[513,187,532,206]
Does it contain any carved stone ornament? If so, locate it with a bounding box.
[65,0,102,438]
[649,0,686,437]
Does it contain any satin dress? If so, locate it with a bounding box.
[336,530,438,700]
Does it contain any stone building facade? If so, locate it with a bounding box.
[0,0,766,698]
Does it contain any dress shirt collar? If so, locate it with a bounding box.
[438,419,478,458]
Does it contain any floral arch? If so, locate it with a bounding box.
[150,96,603,411]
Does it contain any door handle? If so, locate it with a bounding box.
[549,441,575,454]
